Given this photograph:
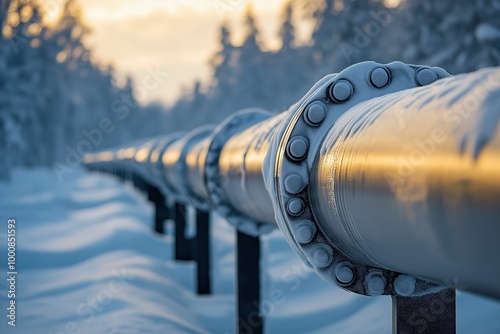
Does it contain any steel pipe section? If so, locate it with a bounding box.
[83,62,500,300]
[185,137,211,201]
[161,125,215,209]
[218,115,282,226]
[265,62,500,299]
[205,109,278,235]
[150,132,185,196]
[133,135,166,184]
[311,68,500,299]
[116,138,149,175]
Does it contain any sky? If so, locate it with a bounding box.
[47,0,296,106]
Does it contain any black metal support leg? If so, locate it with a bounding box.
[174,203,192,261]
[392,288,456,334]
[148,186,168,234]
[194,209,211,295]
[236,231,263,334]
[132,173,142,192]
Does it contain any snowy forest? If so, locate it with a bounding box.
[1,0,500,179]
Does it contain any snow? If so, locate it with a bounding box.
[1,168,500,333]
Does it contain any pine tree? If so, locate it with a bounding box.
[1,0,43,166]
[0,0,13,178]
[0,0,167,174]
[280,2,295,50]
[310,0,387,72]
[391,0,500,73]
[241,5,262,52]
[273,1,314,110]
[208,22,237,118]
[233,6,269,108]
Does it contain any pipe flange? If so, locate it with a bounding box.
[150,132,185,197]
[174,126,215,210]
[205,108,274,236]
[269,61,450,296]
[124,139,150,173]
[134,136,165,184]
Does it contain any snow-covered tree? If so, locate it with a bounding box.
[389,0,500,74]
[0,0,43,167]
[310,0,387,72]
[0,0,171,177]
[207,22,238,119]
[210,23,236,90]
[232,6,271,109]
[280,2,295,50]
[272,2,315,110]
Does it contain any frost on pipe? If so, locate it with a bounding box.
[116,138,150,173]
[161,125,215,208]
[265,61,453,297]
[148,132,185,195]
[83,149,115,171]
[133,135,166,184]
[185,137,211,202]
[312,67,500,299]
[84,62,499,300]
[206,108,276,236]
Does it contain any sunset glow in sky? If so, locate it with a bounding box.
[52,0,293,105]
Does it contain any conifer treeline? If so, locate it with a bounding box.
[0,0,168,178]
[167,0,500,132]
[1,0,499,179]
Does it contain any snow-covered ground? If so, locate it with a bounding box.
[1,168,500,334]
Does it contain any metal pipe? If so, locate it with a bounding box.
[84,62,500,301]
[133,136,164,184]
[263,62,500,300]
[310,68,500,299]
[161,126,214,205]
[185,138,210,201]
[202,108,277,236]
[149,132,185,195]
[218,114,285,225]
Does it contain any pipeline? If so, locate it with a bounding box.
[84,61,500,301]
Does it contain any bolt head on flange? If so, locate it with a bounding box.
[329,80,354,103]
[365,271,386,296]
[286,136,309,161]
[394,275,416,296]
[284,174,305,194]
[335,262,355,286]
[416,68,438,86]
[370,67,390,88]
[304,101,327,126]
[310,244,333,268]
[294,220,316,244]
[287,198,304,216]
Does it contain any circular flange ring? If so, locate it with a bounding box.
[205,108,274,236]
[173,125,215,210]
[150,132,185,197]
[268,61,450,296]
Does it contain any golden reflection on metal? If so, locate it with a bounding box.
[97,151,114,162]
[312,70,500,299]
[135,147,150,163]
